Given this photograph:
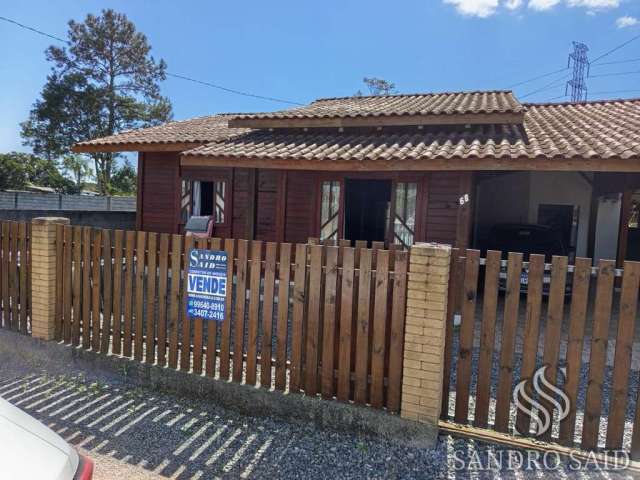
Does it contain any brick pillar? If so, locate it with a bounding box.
[30,217,69,340]
[401,242,452,425]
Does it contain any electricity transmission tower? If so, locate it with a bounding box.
[566,42,590,102]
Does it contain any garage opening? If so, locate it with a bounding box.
[344,179,391,245]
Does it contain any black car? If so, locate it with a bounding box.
[486,224,572,295]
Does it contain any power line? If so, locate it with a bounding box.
[590,70,640,79]
[0,15,303,106]
[547,89,640,102]
[519,73,571,99]
[592,57,640,67]
[591,33,640,65]
[506,67,569,89]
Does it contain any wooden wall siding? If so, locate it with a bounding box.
[256,170,279,241]
[285,171,317,244]
[232,168,251,239]
[424,172,466,247]
[140,152,180,233]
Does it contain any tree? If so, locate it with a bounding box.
[356,77,397,96]
[111,159,137,195]
[21,9,172,194]
[0,152,74,193]
[62,154,93,192]
[0,153,29,190]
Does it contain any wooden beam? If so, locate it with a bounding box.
[72,142,205,153]
[136,152,145,231]
[246,169,257,240]
[275,171,287,243]
[228,112,525,129]
[181,153,640,173]
[455,172,474,249]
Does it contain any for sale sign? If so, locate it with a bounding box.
[187,249,228,322]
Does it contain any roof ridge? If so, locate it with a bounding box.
[525,97,640,107]
[313,90,515,103]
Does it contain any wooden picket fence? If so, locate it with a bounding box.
[0,221,31,333]
[54,226,409,411]
[442,249,640,458]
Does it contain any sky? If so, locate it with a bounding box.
[1,0,640,154]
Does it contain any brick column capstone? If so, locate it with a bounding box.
[30,217,69,340]
[401,242,452,426]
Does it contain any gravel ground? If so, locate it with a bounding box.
[1,356,639,479]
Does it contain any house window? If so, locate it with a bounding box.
[180,179,227,225]
[320,180,341,241]
[393,182,417,248]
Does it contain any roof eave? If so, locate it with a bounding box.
[72,141,206,154]
[228,112,525,129]
[180,152,640,173]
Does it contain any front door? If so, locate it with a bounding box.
[344,179,392,245]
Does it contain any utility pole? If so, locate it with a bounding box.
[566,42,590,102]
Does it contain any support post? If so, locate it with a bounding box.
[401,242,452,427]
[30,217,69,340]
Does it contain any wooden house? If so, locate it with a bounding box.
[74,91,640,265]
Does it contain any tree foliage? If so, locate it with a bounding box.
[111,159,137,195]
[62,154,93,192]
[21,9,170,194]
[0,152,75,193]
[355,77,398,96]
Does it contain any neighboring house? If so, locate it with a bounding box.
[73,90,640,265]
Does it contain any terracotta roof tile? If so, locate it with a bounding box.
[184,98,640,162]
[74,114,247,150]
[230,91,523,121]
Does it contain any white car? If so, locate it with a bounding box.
[0,397,94,479]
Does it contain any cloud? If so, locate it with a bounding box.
[617,15,639,27]
[528,0,561,11]
[505,0,523,9]
[567,0,619,8]
[443,0,500,17]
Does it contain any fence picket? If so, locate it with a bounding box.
[219,238,235,379]
[606,261,640,449]
[53,223,62,338]
[321,246,338,399]
[191,237,207,375]
[494,252,523,433]
[581,259,615,450]
[370,249,389,408]
[1,223,8,329]
[274,243,292,391]
[246,241,263,385]
[454,250,480,424]
[20,223,30,335]
[354,248,372,405]
[156,234,169,367]
[205,238,223,377]
[134,231,147,362]
[112,230,124,355]
[441,249,461,419]
[559,257,591,445]
[91,230,102,351]
[537,255,569,442]
[168,234,182,369]
[304,245,323,396]
[289,244,308,393]
[81,227,91,349]
[123,231,135,358]
[474,250,502,428]
[71,227,82,347]
[385,250,407,412]
[145,233,158,365]
[180,235,194,371]
[62,226,73,343]
[9,222,18,330]
[337,247,355,402]
[260,242,277,388]
[101,230,112,354]
[232,239,248,383]
[513,254,544,435]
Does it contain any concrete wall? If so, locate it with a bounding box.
[0,210,136,230]
[0,192,135,211]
